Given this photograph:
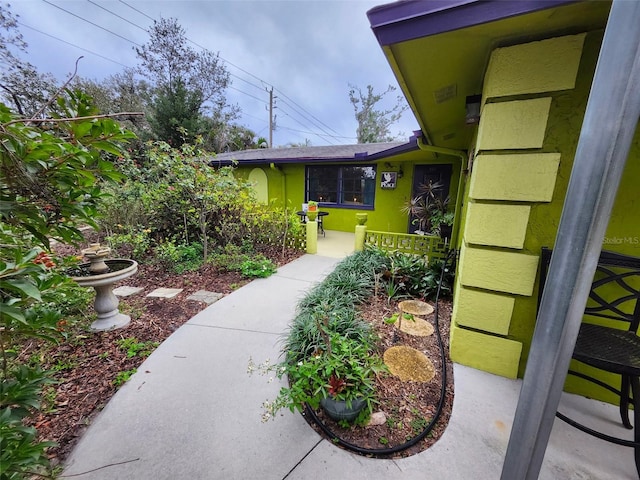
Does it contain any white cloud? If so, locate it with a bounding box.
[10,0,418,146]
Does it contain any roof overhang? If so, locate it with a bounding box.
[210,135,435,167]
[368,0,611,150]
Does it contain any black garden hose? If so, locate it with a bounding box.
[304,249,456,456]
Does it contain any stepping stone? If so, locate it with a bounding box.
[113,286,144,297]
[187,290,224,305]
[146,288,183,299]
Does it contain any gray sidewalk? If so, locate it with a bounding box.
[63,254,637,479]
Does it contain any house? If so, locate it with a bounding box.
[368,0,640,406]
[216,0,639,406]
[214,136,463,241]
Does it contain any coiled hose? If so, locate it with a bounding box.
[304,249,456,456]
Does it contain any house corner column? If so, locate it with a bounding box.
[450,34,586,378]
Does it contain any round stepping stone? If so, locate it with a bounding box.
[399,317,435,337]
[384,346,435,383]
[398,300,434,317]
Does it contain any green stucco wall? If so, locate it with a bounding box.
[450,32,594,379]
[232,149,462,235]
[452,29,640,403]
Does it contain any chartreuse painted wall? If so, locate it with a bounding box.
[233,148,462,235]
[451,29,640,404]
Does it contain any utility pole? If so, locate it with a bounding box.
[267,87,276,147]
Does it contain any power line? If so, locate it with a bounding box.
[17,21,131,69]
[41,0,142,47]
[277,106,338,145]
[118,0,154,22]
[36,0,347,144]
[87,0,147,33]
[275,87,342,136]
[116,0,344,142]
[228,86,268,105]
[278,124,356,140]
[277,96,342,140]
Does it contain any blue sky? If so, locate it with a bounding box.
[9,0,418,146]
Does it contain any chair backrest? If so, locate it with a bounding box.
[539,247,640,333]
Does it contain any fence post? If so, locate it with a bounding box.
[354,213,368,251]
[306,220,317,254]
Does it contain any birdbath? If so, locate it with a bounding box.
[71,243,138,332]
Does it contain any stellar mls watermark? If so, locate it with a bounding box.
[603,236,640,246]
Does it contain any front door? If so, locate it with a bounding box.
[408,164,452,234]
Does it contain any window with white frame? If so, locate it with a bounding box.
[306,165,376,208]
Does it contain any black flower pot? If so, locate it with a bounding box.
[440,224,453,242]
[320,397,366,422]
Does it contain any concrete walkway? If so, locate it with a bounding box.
[63,254,637,479]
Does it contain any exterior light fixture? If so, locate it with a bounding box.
[465,94,482,125]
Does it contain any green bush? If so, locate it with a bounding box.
[240,257,276,278]
[210,244,251,272]
[0,92,134,478]
[155,240,203,273]
[376,249,454,300]
[107,228,153,260]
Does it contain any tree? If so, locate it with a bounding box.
[148,78,204,146]
[0,3,58,116]
[135,17,236,143]
[72,70,152,139]
[348,84,408,143]
[0,91,134,478]
[202,122,257,153]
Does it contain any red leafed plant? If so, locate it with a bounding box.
[327,375,349,397]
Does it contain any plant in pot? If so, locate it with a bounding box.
[306,200,319,221]
[249,322,386,423]
[401,181,452,237]
[429,208,454,240]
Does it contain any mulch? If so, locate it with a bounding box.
[24,234,453,466]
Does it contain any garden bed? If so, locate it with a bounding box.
[24,238,453,467]
[22,235,302,466]
[306,296,453,457]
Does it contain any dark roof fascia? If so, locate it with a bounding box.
[367,0,578,46]
[210,138,420,167]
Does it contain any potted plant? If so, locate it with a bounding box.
[429,209,454,240]
[249,328,386,423]
[401,181,452,238]
[306,200,318,221]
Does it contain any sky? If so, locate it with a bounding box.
[8,0,419,147]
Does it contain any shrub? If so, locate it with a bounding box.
[107,228,153,260]
[0,92,134,478]
[240,257,276,278]
[155,240,203,273]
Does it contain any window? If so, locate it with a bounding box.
[306,165,376,208]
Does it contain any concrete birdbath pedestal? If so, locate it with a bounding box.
[71,243,138,332]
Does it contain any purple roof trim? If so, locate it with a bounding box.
[368,0,578,46]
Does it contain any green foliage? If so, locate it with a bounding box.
[113,368,137,387]
[116,337,159,358]
[251,250,389,423]
[348,84,408,143]
[0,92,133,477]
[376,249,454,300]
[240,257,276,278]
[402,181,451,236]
[107,228,153,261]
[155,239,203,273]
[249,333,386,422]
[210,244,252,272]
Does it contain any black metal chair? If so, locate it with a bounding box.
[539,247,640,476]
